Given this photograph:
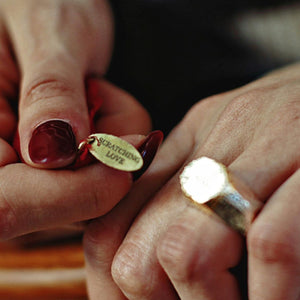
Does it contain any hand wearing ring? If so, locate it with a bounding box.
[84,65,300,300]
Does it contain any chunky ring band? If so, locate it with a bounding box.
[180,157,263,235]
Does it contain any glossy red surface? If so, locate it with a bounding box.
[133,130,163,181]
[29,120,77,165]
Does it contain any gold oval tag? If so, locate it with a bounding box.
[86,133,143,171]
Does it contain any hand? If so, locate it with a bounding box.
[0,76,161,239]
[0,0,136,168]
[84,63,300,299]
[0,0,161,239]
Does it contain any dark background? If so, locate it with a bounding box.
[107,0,297,134]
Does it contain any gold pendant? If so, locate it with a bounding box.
[78,133,143,172]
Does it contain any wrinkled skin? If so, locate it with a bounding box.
[84,64,300,300]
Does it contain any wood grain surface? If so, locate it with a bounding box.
[0,228,87,299]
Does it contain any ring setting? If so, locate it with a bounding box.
[180,157,263,235]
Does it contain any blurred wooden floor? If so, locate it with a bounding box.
[0,229,87,299]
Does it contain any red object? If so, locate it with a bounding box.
[133,130,163,181]
[28,120,77,165]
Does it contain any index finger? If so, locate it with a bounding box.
[247,170,300,300]
[0,136,140,240]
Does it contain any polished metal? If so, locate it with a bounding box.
[78,133,143,172]
[180,157,263,235]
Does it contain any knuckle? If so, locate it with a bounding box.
[112,241,153,298]
[157,223,210,283]
[157,224,191,281]
[248,223,299,264]
[21,77,77,106]
[221,89,264,121]
[29,1,91,37]
[83,217,121,267]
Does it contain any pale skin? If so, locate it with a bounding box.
[0,0,299,299]
[84,64,300,300]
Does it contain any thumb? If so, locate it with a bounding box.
[18,68,90,168]
[2,0,113,168]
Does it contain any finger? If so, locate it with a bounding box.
[84,216,128,300]
[0,134,149,240]
[0,162,129,240]
[248,170,300,300]
[86,183,182,300]
[93,79,152,135]
[84,123,193,299]
[229,117,300,201]
[157,206,243,300]
[1,0,113,168]
[115,167,239,299]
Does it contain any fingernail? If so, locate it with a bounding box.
[29,120,77,167]
[133,130,163,181]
